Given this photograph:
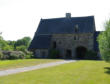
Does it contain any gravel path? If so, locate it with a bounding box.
[0,60,76,76]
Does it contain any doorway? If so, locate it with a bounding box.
[66,49,72,59]
[76,46,87,59]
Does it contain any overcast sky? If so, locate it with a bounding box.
[0,0,110,40]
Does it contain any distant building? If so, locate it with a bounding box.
[28,13,100,59]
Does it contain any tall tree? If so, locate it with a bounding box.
[98,20,110,62]
[15,37,31,49]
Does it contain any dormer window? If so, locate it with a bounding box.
[74,36,76,40]
[74,24,79,33]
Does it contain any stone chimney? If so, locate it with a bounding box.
[66,13,71,18]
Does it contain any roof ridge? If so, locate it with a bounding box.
[41,16,94,21]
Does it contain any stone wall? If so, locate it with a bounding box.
[35,49,48,58]
[51,33,94,58]
[34,33,94,59]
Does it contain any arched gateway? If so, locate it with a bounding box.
[76,46,87,59]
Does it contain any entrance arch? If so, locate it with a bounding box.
[76,46,87,59]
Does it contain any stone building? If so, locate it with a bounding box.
[28,13,99,59]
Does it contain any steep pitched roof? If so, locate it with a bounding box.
[28,35,51,50]
[36,16,95,34]
[29,16,96,50]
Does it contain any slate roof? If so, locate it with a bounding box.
[36,16,95,34]
[29,16,96,50]
[28,35,51,50]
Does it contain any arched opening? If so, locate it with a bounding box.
[76,46,87,59]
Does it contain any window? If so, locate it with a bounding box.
[59,41,61,44]
[74,24,79,33]
[74,36,76,40]
[74,36,79,40]
[42,51,46,58]
[53,41,56,48]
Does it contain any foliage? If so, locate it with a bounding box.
[49,49,60,58]
[9,51,25,59]
[84,50,98,60]
[16,45,26,52]
[0,35,33,60]
[0,38,8,50]
[0,51,3,59]
[15,37,31,49]
[0,51,25,60]
[2,45,14,51]
[24,50,34,59]
[97,20,110,62]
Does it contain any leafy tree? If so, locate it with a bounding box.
[98,20,110,62]
[0,51,3,60]
[16,45,26,51]
[15,37,31,49]
[7,41,16,49]
[3,45,14,51]
[0,36,8,50]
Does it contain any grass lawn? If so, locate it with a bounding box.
[0,60,110,84]
[0,59,62,70]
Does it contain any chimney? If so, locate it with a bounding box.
[66,13,71,18]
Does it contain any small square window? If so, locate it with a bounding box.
[74,36,79,40]
[74,36,76,40]
[74,24,79,33]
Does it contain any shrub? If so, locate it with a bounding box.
[49,49,60,59]
[23,50,34,59]
[2,51,25,60]
[16,45,26,52]
[2,45,14,51]
[9,51,25,59]
[84,50,99,60]
[0,51,3,60]
[1,51,10,60]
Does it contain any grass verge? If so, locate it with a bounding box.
[0,60,110,84]
[0,59,62,70]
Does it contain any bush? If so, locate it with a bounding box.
[0,51,3,60]
[2,51,25,60]
[84,50,99,60]
[16,45,26,52]
[24,51,34,59]
[49,49,60,59]
[2,45,14,51]
[0,50,34,60]
[9,51,25,59]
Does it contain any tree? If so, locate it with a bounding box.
[16,45,26,51]
[98,20,110,62]
[15,37,31,49]
[0,36,8,50]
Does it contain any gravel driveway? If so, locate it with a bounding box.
[0,60,76,76]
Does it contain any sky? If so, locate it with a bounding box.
[0,0,110,41]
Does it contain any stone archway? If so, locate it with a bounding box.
[76,46,87,59]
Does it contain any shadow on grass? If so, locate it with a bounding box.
[104,67,110,74]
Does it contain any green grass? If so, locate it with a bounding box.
[0,60,110,84]
[0,59,61,70]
